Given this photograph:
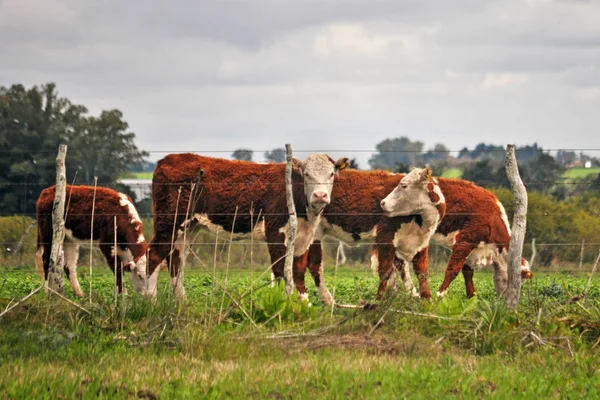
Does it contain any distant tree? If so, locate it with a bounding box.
[368,137,424,171]
[462,160,510,188]
[515,143,543,164]
[263,148,285,163]
[0,82,147,215]
[65,109,148,184]
[521,153,564,193]
[232,149,253,162]
[347,158,360,169]
[421,143,451,165]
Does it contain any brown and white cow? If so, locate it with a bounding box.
[295,172,532,303]
[286,167,445,304]
[36,185,148,296]
[407,177,532,299]
[147,153,349,298]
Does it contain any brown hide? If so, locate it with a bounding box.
[36,185,147,294]
[300,172,530,300]
[148,153,310,280]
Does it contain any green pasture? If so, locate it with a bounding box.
[1,267,599,399]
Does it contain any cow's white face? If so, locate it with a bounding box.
[295,153,349,213]
[380,168,444,217]
[127,255,148,294]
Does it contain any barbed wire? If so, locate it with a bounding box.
[0,179,598,187]
[4,241,599,247]
[2,148,600,154]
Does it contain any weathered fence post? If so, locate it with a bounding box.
[505,144,528,310]
[48,144,67,294]
[284,144,297,296]
[529,238,536,269]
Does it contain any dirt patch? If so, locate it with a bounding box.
[273,331,438,358]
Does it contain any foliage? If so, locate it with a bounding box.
[263,147,285,163]
[0,83,147,215]
[368,136,424,171]
[231,149,253,161]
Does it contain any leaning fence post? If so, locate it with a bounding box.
[283,144,297,296]
[48,144,67,294]
[505,144,528,310]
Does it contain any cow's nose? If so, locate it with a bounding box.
[380,200,386,208]
[313,191,328,203]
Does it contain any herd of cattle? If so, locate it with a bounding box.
[35,152,533,304]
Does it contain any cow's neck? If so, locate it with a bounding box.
[419,205,443,235]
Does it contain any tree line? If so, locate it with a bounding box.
[1,83,147,214]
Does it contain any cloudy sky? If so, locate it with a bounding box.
[1,0,599,166]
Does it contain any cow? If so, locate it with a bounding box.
[280,167,446,304]
[146,153,349,298]
[395,177,533,299]
[36,185,148,296]
[293,172,532,303]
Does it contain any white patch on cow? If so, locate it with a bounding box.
[436,290,447,299]
[63,240,84,297]
[279,213,322,257]
[119,193,142,224]
[189,213,266,241]
[320,217,377,244]
[497,200,512,236]
[64,228,99,246]
[146,266,160,298]
[432,231,459,248]
[118,193,146,243]
[370,253,379,276]
[392,210,440,262]
[464,242,498,270]
[316,262,334,305]
[298,292,310,303]
[270,272,276,288]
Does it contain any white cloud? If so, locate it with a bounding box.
[480,74,530,89]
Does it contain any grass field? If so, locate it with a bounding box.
[441,168,464,179]
[1,267,599,398]
[126,172,153,180]
[562,167,600,179]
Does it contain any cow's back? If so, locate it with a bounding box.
[152,153,302,234]
[436,178,511,244]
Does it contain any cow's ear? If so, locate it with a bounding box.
[292,158,304,171]
[335,157,350,171]
[419,167,433,182]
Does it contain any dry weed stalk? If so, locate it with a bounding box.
[89,176,98,304]
[219,206,238,320]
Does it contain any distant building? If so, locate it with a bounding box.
[118,178,152,201]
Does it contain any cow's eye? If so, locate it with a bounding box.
[401,184,408,189]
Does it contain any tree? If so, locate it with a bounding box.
[263,148,285,163]
[421,143,451,165]
[461,160,509,188]
[520,153,564,193]
[232,149,253,161]
[368,137,424,171]
[347,158,360,169]
[0,83,147,215]
[65,109,148,184]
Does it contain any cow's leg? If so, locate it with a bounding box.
[266,230,286,285]
[412,248,432,299]
[461,265,476,298]
[306,241,334,305]
[493,260,509,298]
[146,233,175,297]
[437,241,477,298]
[393,254,417,297]
[376,244,397,299]
[63,240,84,297]
[169,239,186,299]
[293,252,310,302]
[99,244,125,295]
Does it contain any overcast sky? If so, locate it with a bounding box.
[1,0,599,167]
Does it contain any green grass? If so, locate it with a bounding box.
[1,267,599,399]
[562,167,600,179]
[121,172,153,180]
[441,168,463,179]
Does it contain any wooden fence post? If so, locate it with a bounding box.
[48,144,67,294]
[284,144,297,296]
[505,144,528,310]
